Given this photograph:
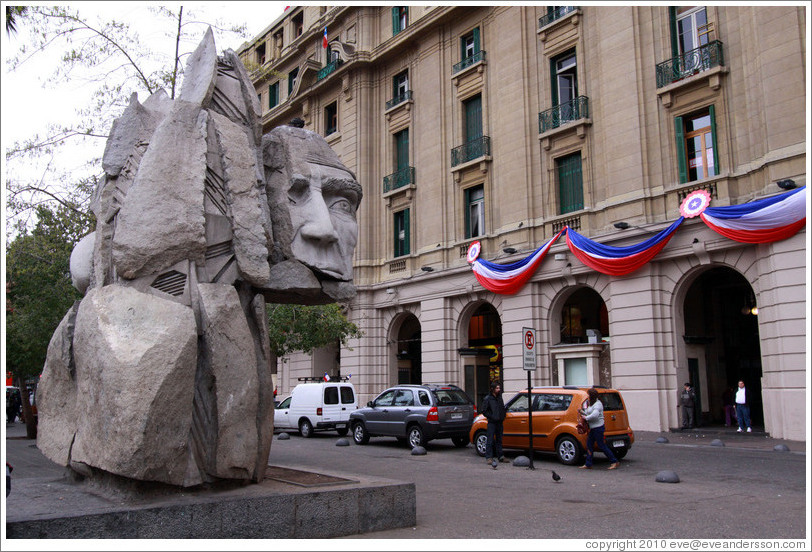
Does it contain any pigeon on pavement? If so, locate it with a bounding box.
[551,470,561,482]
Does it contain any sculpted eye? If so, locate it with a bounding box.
[329,197,355,216]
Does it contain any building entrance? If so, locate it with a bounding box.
[682,267,763,428]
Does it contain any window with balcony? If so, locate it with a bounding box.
[539,6,578,28]
[268,82,279,109]
[288,67,299,96]
[673,6,710,56]
[675,106,718,183]
[453,27,485,74]
[464,94,483,143]
[551,49,578,123]
[556,152,584,214]
[394,208,410,257]
[325,102,338,135]
[452,94,490,167]
[392,7,409,35]
[395,129,409,171]
[657,7,723,88]
[465,185,485,239]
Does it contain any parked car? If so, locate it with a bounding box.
[469,386,634,465]
[350,384,476,448]
[273,378,357,437]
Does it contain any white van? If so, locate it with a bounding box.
[274,377,357,437]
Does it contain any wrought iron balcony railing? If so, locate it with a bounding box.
[451,136,491,167]
[539,95,590,133]
[383,166,415,194]
[385,90,413,110]
[452,50,486,74]
[317,58,343,81]
[656,41,724,88]
[538,6,578,28]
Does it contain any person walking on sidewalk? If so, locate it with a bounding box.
[735,380,752,433]
[481,381,509,467]
[579,388,620,470]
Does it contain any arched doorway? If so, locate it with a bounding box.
[560,287,609,344]
[682,267,763,428]
[461,303,503,408]
[394,314,422,385]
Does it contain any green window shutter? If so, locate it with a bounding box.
[550,57,559,106]
[675,116,687,184]
[396,129,409,171]
[392,7,400,34]
[558,153,583,214]
[708,104,719,176]
[404,208,410,255]
[269,83,278,108]
[473,27,480,53]
[464,95,482,142]
[668,7,679,57]
[460,35,467,60]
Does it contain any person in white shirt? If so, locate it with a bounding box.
[734,380,752,433]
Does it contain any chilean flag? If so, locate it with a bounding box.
[565,218,685,276]
[322,27,328,49]
[470,230,565,294]
[700,186,806,244]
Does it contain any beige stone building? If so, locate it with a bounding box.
[239,5,807,440]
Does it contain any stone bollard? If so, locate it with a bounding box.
[655,470,680,483]
[411,446,427,456]
[711,439,725,447]
[277,432,290,440]
[336,438,350,446]
[512,456,531,467]
[773,444,790,452]
[655,437,669,444]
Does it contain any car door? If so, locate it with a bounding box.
[338,385,356,424]
[532,393,572,451]
[385,389,416,436]
[321,385,341,423]
[502,393,531,449]
[274,396,293,430]
[364,389,396,434]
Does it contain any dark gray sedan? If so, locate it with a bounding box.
[350,384,476,448]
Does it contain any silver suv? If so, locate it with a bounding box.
[350,384,476,448]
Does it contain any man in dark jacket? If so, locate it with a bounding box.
[679,382,697,429]
[481,381,508,466]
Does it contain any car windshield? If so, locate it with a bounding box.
[431,389,471,406]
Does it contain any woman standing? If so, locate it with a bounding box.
[579,388,620,470]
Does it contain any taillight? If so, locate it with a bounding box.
[474,405,477,415]
[317,407,322,416]
[426,407,439,421]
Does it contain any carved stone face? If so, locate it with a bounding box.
[263,126,362,283]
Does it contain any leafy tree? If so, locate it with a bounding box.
[5,204,94,437]
[267,303,364,375]
[4,5,248,233]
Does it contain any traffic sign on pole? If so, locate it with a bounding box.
[522,327,536,371]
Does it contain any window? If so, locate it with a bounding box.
[534,394,573,412]
[461,27,480,61]
[465,185,485,239]
[551,49,578,118]
[675,106,718,183]
[556,152,584,214]
[463,94,483,143]
[506,393,530,413]
[292,12,303,38]
[392,7,409,35]
[394,70,409,99]
[564,358,588,385]
[325,102,338,135]
[256,43,266,65]
[394,208,410,257]
[418,390,431,406]
[374,389,396,406]
[671,6,710,56]
[393,389,414,406]
[324,387,339,405]
[288,67,299,96]
[268,82,279,109]
[394,129,409,171]
[340,387,355,404]
[278,396,291,409]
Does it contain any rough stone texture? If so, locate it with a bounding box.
[69,232,95,294]
[262,259,324,303]
[210,112,271,286]
[112,101,208,279]
[36,302,81,466]
[248,290,274,482]
[67,286,198,487]
[196,283,260,479]
[655,470,681,483]
[178,27,217,107]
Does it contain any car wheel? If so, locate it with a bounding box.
[452,436,469,448]
[613,448,628,459]
[473,430,488,457]
[556,434,583,465]
[407,425,426,448]
[336,426,349,437]
[299,419,314,438]
[352,422,369,445]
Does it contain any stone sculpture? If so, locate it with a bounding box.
[36,29,362,488]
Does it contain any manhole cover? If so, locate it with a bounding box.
[265,466,355,487]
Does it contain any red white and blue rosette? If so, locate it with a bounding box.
[680,189,712,218]
[466,241,481,263]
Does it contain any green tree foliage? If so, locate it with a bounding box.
[267,303,364,359]
[6,204,94,436]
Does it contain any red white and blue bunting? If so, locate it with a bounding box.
[467,186,806,294]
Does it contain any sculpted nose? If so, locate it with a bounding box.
[300,196,339,244]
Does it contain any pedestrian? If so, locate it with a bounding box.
[722,385,737,427]
[679,382,697,429]
[480,381,509,466]
[579,388,620,470]
[735,380,752,433]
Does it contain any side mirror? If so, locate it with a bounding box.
[367,401,375,408]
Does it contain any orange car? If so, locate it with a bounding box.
[469,386,634,465]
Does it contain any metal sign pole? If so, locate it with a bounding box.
[522,327,536,470]
[527,369,534,470]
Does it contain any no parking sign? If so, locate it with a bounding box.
[522,327,536,371]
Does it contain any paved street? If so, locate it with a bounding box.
[266,428,807,540]
[4,421,808,541]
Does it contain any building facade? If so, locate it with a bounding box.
[238,6,807,440]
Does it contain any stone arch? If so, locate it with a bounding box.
[453,296,503,408]
[385,307,422,387]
